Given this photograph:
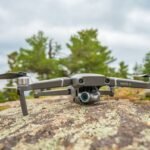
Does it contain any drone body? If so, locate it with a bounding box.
[0,72,150,116]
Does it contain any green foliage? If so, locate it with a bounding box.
[116,61,128,78]
[2,31,64,102]
[133,63,144,80]
[143,52,150,74]
[8,31,63,79]
[8,51,19,71]
[0,91,6,103]
[1,29,135,103]
[3,89,18,102]
[62,29,116,75]
[0,80,18,102]
[3,80,18,101]
[133,62,143,75]
[48,39,61,58]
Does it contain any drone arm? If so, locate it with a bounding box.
[30,78,71,90]
[16,77,71,116]
[110,78,150,89]
[36,89,70,97]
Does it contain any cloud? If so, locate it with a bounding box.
[127,8,150,34]
[99,29,150,69]
[0,0,150,88]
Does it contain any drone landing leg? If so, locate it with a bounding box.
[18,89,28,116]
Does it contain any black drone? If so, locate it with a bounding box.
[0,72,150,116]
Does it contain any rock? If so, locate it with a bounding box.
[0,143,4,150]
[0,97,150,150]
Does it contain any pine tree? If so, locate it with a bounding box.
[143,52,150,74]
[8,31,62,79]
[62,29,115,75]
[117,61,128,78]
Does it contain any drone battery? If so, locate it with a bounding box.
[18,77,30,86]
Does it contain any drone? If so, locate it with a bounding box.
[0,72,150,116]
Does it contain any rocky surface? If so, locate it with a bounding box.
[0,96,150,150]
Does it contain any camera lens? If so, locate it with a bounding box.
[79,78,84,83]
[79,92,90,103]
[105,78,110,84]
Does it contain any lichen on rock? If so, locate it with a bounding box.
[0,96,150,150]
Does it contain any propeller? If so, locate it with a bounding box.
[0,72,27,79]
[141,74,150,78]
[4,86,17,89]
[133,74,150,78]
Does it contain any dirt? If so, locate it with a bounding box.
[0,96,150,150]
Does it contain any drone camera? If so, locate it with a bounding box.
[79,92,90,103]
[77,86,101,104]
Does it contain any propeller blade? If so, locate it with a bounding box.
[134,74,150,78]
[0,72,27,79]
[141,74,150,78]
[4,86,17,89]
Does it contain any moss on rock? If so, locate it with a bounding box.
[0,97,149,150]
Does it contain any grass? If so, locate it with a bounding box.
[103,87,150,101]
[114,88,150,101]
[0,105,10,111]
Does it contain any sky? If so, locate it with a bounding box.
[0,0,150,88]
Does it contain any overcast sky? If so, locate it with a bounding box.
[0,0,150,77]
